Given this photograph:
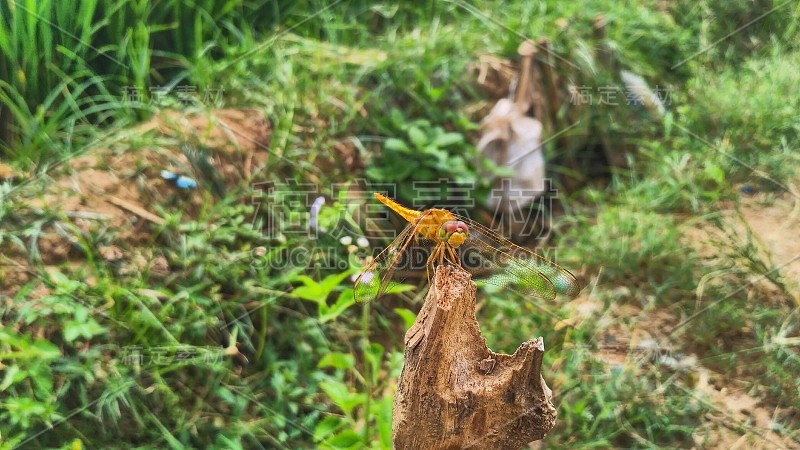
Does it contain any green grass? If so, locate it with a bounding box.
[0,0,295,167]
[2,1,800,448]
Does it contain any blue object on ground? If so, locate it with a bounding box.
[175,175,198,189]
[161,169,197,189]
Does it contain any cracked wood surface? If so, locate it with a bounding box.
[393,265,557,450]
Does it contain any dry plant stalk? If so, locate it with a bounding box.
[392,265,557,450]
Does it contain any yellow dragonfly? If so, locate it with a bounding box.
[354,193,580,303]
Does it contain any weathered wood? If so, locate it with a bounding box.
[515,40,536,109]
[536,37,561,136]
[392,265,557,450]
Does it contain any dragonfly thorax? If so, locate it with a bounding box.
[438,220,468,247]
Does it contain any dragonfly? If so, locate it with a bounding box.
[354,193,581,303]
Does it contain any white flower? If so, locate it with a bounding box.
[356,237,370,248]
[309,196,325,231]
[339,236,353,245]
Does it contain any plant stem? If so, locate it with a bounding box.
[361,300,372,447]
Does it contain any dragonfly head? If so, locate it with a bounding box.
[439,220,468,248]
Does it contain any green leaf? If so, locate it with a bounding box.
[434,132,464,148]
[384,138,410,153]
[318,352,355,370]
[377,395,394,448]
[319,290,356,323]
[294,275,319,287]
[663,111,674,137]
[393,164,415,180]
[393,308,417,330]
[4,396,54,428]
[292,276,324,303]
[365,166,387,180]
[63,319,105,342]
[30,363,54,400]
[428,87,445,101]
[0,328,23,347]
[385,283,415,295]
[31,339,61,359]
[49,270,83,295]
[320,429,362,450]
[214,435,244,450]
[319,380,366,416]
[365,343,384,385]
[428,147,450,167]
[704,163,725,184]
[389,109,405,129]
[0,365,25,391]
[319,271,354,297]
[314,415,345,442]
[408,126,428,149]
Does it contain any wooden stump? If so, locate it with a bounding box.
[392,265,557,450]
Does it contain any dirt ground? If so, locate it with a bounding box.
[1,108,272,294]
[690,190,800,449]
[574,188,800,449]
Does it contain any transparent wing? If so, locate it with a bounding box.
[458,216,581,300]
[354,223,419,303]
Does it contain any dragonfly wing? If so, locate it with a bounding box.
[460,217,580,299]
[354,223,418,303]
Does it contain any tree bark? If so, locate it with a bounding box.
[392,265,557,450]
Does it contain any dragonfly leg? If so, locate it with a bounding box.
[446,245,461,268]
[427,243,443,285]
[425,250,431,285]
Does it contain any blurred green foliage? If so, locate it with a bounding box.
[2,0,800,448]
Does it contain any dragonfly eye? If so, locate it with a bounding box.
[440,221,468,247]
